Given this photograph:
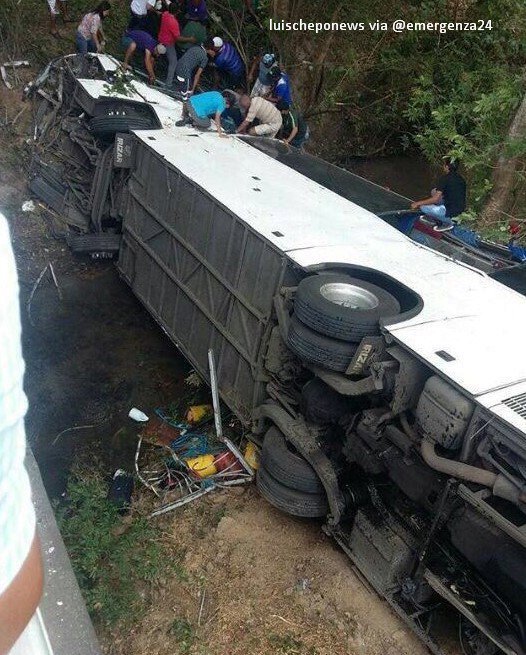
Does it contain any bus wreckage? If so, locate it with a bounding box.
[28,53,526,655]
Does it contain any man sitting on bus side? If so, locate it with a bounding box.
[410,158,466,232]
[236,94,282,138]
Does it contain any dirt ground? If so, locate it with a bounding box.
[0,67,434,655]
[103,489,428,655]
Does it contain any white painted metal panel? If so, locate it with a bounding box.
[79,62,526,400]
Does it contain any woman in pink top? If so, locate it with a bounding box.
[158,3,196,86]
[76,1,111,54]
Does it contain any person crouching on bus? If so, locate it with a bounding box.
[236,95,282,138]
[176,90,227,136]
[410,158,467,233]
[276,100,309,149]
[122,29,166,84]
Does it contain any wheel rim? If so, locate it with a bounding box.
[319,282,379,309]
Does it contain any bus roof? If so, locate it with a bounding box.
[80,57,526,433]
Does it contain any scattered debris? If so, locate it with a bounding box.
[186,404,213,424]
[135,406,253,516]
[184,371,203,388]
[128,407,149,422]
[108,469,134,514]
[22,200,36,212]
[1,60,30,89]
[26,262,62,326]
[197,588,206,627]
[51,424,95,446]
[208,349,253,476]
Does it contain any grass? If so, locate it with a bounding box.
[268,633,319,655]
[57,468,187,626]
[169,617,195,654]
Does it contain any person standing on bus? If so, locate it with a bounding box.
[158,3,196,86]
[173,40,216,100]
[211,37,245,88]
[266,67,292,105]
[129,0,157,31]
[410,158,466,232]
[248,53,279,97]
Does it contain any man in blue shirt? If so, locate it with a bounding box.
[211,36,245,87]
[267,67,292,105]
[176,90,227,135]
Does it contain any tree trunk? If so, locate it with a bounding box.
[480,88,526,224]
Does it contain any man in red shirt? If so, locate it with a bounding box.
[158,4,196,86]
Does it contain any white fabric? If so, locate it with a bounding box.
[47,0,58,15]
[212,36,223,48]
[130,0,155,15]
[0,215,35,595]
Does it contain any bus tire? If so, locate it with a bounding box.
[287,314,357,372]
[300,378,351,425]
[261,427,324,493]
[294,274,400,342]
[89,115,157,138]
[256,465,328,518]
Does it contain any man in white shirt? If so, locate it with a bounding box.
[0,214,43,654]
[129,0,157,31]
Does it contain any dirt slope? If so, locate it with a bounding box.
[103,488,428,655]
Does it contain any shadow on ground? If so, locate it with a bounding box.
[21,263,190,499]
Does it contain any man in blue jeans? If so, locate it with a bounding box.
[410,158,466,232]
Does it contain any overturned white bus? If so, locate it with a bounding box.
[30,53,526,655]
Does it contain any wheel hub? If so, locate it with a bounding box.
[319,282,379,309]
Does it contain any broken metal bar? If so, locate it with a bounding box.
[149,485,216,517]
[207,348,253,476]
[3,60,30,68]
[0,66,11,89]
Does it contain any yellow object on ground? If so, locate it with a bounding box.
[244,442,260,470]
[186,404,213,424]
[185,454,217,478]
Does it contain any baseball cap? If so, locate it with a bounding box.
[262,53,276,66]
[212,37,224,48]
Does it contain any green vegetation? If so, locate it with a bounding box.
[268,633,318,654]
[169,617,196,654]
[1,0,525,227]
[57,469,186,626]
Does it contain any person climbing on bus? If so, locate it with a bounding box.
[247,52,280,97]
[211,37,245,89]
[176,90,227,136]
[236,94,282,138]
[220,90,244,132]
[266,66,293,105]
[122,29,166,84]
[158,3,197,86]
[410,157,467,232]
[276,100,309,149]
[173,39,216,100]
